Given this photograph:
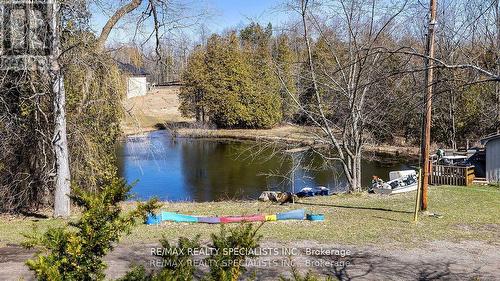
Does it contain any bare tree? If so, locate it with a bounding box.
[0,0,207,215]
[279,0,409,192]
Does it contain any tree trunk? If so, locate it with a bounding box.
[195,91,202,122]
[356,154,362,192]
[52,72,71,218]
[347,155,357,193]
[51,0,70,218]
[349,156,358,193]
[449,92,456,150]
[349,153,362,193]
[195,106,201,122]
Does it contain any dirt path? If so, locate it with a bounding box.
[1,240,497,280]
[122,85,192,135]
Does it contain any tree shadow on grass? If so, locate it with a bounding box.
[371,215,411,223]
[87,242,494,280]
[19,211,49,219]
[295,201,413,214]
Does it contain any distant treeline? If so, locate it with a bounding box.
[178,14,499,147]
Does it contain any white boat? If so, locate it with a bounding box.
[370,170,418,195]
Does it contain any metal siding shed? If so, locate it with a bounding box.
[481,134,500,183]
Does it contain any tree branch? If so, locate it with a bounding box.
[96,0,143,51]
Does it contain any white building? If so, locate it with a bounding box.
[118,62,149,98]
[481,133,500,183]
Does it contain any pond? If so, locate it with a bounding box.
[117,130,412,201]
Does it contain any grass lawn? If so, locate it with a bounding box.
[0,185,498,248]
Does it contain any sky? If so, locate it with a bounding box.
[91,0,292,46]
[207,0,287,32]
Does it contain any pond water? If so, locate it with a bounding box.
[117,130,412,201]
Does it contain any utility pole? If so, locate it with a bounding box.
[420,0,437,211]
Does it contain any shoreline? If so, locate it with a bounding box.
[121,126,159,137]
[124,125,420,158]
[120,87,419,157]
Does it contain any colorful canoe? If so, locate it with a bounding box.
[197,217,221,224]
[220,214,265,223]
[277,209,305,220]
[161,212,198,223]
[265,214,277,221]
[145,209,319,225]
[306,213,325,221]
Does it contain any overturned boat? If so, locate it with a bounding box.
[370,170,418,195]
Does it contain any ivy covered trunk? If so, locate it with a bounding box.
[52,72,71,217]
[52,0,71,217]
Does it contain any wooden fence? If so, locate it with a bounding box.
[430,164,475,186]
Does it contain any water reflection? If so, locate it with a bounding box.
[117,130,410,201]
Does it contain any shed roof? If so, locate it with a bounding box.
[480,133,500,145]
[116,61,148,76]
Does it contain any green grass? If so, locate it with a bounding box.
[1,185,498,248]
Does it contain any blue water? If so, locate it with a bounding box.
[117,130,409,201]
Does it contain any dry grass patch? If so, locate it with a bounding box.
[122,86,192,135]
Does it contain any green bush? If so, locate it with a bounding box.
[155,235,201,280]
[118,235,201,281]
[206,223,262,281]
[116,266,151,281]
[121,223,262,281]
[280,268,335,281]
[23,178,159,281]
[118,264,194,281]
